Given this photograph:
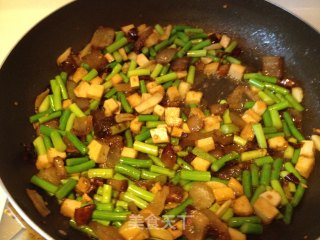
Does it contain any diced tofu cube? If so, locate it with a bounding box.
[295,155,315,178]
[63,99,72,109]
[130,117,143,134]
[47,148,66,162]
[74,81,90,98]
[182,123,191,133]
[62,99,72,109]
[111,73,123,85]
[240,123,254,141]
[206,181,227,192]
[228,177,243,197]
[87,84,104,100]
[35,154,51,170]
[164,124,174,130]
[118,48,128,61]
[268,136,288,151]
[228,64,246,81]
[201,57,213,64]
[178,81,191,99]
[300,140,315,158]
[157,123,170,132]
[82,193,93,203]
[176,71,187,79]
[127,93,142,108]
[242,109,261,123]
[167,86,181,101]
[130,75,140,88]
[204,115,221,132]
[72,67,88,83]
[165,107,182,127]
[195,137,215,152]
[165,107,180,119]
[253,197,279,224]
[119,220,149,240]
[121,147,138,158]
[232,195,254,216]
[150,127,169,143]
[311,135,320,151]
[104,53,115,63]
[90,76,103,85]
[60,199,81,218]
[212,187,235,202]
[88,139,110,163]
[228,227,247,240]
[171,127,183,138]
[105,99,120,113]
[292,87,303,103]
[260,190,281,207]
[127,52,137,61]
[220,34,231,48]
[191,157,211,171]
[121,24,135,33]
[136,54,150,67]
[252,101,267,115]
[103,98,119,116]
[204,62,219,76]
[153,104,165,118]
[185,91,203,104]
[137,24,147,33]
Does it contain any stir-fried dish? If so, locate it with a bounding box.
[28,23,320,240]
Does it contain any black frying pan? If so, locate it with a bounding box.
[0,0,319,239]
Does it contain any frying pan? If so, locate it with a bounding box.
[0,0,319,239]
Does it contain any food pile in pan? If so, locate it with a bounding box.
[27,23,320,240]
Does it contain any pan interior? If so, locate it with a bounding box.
[0,0,319,239]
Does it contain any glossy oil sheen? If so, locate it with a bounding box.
[0,0,319,239]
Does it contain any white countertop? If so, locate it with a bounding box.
[0,0,319,238]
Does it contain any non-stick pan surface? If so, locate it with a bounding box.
[0,0,319,239]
